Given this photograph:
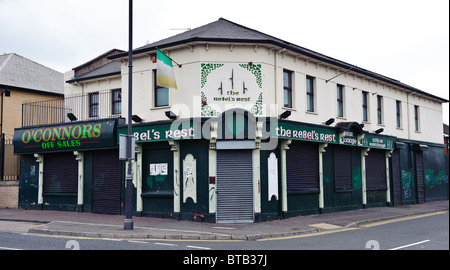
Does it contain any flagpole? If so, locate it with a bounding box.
[156,47,182,68]
[124,0,134,230]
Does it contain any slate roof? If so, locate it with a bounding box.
[111,18,447,103]
[0,53,63,95]
[66,61,121,83]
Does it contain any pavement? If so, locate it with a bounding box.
[0,200,448,241]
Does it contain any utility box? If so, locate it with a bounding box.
[119,134,135,160]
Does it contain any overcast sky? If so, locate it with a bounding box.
[1,0,448,123]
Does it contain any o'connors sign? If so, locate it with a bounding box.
[13,119,118,154]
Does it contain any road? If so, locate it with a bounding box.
[0,211,448,251]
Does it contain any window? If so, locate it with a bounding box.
[414,105,420,131]
[377,95,383,124]
[153,70,169,107]
[337,84,344,117]
[306,76,315,112]
[396,100,402,128]
[362,91,369,122]
[112,89,122,115]
[89,92,99,118]
[283,70,293,108]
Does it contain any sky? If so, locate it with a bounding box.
[1,0,448,124]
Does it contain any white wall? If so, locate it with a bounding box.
[116,43,445,144]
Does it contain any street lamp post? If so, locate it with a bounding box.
[124,0,134,230]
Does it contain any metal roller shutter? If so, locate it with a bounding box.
[366,149,386,189]
[92,150,121,215]
[416,152,425,204]
[286,141,319,192]
[334,145,352,190]
[43,152,78,194]
[391,150,402,206]
[216,150,253,223]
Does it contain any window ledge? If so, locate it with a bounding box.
[151,105,171,110]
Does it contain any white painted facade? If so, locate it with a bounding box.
[111,42,444,144]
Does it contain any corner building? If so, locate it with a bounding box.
[15,18,448,223]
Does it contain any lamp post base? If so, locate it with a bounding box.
[124,219,134,230]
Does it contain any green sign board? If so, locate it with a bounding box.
[118,122,201,143]
[272,121,394,150]
[361,134,395,150]
[13,119,118,154]
[272,122,339,144]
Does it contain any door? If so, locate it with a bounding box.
[43,152,77,194]
[416,151,425,204]
[92,150,121,215]
[216,150,253,223]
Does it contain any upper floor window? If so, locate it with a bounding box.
[377,95,383,125]
[414,105,420,132]
[153,70,169,107]
[306,76,315,112]
[337,84,344,117]
[362,91,369,122]
[89,92,99,118]
[283,70,293,108]
[396,100,402,128]
[112,89,122,115]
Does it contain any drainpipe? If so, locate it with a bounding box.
[406,91,413,140]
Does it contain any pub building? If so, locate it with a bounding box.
[14,18,448,223]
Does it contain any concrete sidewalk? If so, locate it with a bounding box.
[0,200,448,241]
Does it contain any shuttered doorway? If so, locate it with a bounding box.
[216,150,253,223]
[334,145,352,191]
[416,152,425,204]
[286,141,319,192]
[92,150,121,215]
[43,152,78,194]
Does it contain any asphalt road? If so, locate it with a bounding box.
[0,211,448,251]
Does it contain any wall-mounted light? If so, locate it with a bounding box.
[323,118,335,126]
[132,115,143,123]
[375,128,384,134]
[165,111,178,120]
[67,113,77,122]
[279,111,291,119]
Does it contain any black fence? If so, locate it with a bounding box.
[0,134,19,181]
[22,97,66,127]
[21,91,121,127]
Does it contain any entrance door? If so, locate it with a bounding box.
[416,152,425,204]
[216,150,253,223]
[92,150,121,215]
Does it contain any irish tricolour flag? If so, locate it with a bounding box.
[156,49,178,89]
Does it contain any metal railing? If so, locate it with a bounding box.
[1,134,19,181]
[22,90,122,127]
[22,97,66,127]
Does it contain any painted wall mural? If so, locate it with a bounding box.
[201,63,263,117]
[267,153,279,201]
[183,154,197,203]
